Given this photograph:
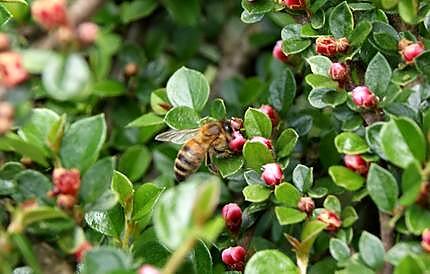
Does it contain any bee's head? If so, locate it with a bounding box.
[222,120,233,137]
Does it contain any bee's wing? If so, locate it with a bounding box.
[155,128,200,144]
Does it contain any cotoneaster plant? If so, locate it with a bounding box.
[0,0,430,274]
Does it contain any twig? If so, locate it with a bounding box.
[379,212,393,274]
[162,236,197,274]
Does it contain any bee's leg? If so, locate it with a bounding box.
[205,149,219,174]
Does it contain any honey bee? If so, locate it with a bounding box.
[155,120,235,181]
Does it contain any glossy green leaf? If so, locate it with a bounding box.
[394,255,425,274]
[244,108,272,138]
[329,166,365,191]
[126,113,164,128]
[241,0,274,14]
[342,206,358,227]
[269,67,296,112]
[399,162,422,206]
[210,98,226,120]
[243,141,273,170]
[275,207,306,225]
[359,231,385,270]
[274,183,301,207]
[323,195,341,214]
[243,184,271,203]
[306,56,332,77]
[415,51,430,76]
[405,204,430,235]
[329,1,354,38]
[111,171,134,208]
[164,106,200,130]
[81,247,132,274]
[84,205,124,237]
[349,21,372,47]
[244,250,298,274]
[118,145,151,182]
[213,156,243,178]
[366,164,398,213]
[132,183,163,222]
[292,164,313,192]
[335,132,369,154]
[365,53,392,97]
[120,0,157,23]
[329,238,350,261]
[398,0,418,25]
[276,128,298,158]
[282,39,311,55]
[308,88,347,109]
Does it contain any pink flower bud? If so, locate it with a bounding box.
[316,36,338,56]
[230,117,243,131]
[401,42,425,64]
[229,131,246,153]
[317,209,342,232]
[77,22,99,45]
[297,197,315,216]
[272,40,288,63]
[56,194,76,209]
[52,168,81,196]
[74,241,92,262]
[31,0,68,30]
[261,163,284,186]
[351,86,378,109]
[222,203,242,233]
[283,0,306,9]
[422,229,430,253]
[329,63,348,81]
[344,154,369,175]
[138,265,160,274]
[0,52,28,88]
[259,105,279,126]
[222,246,246,271]
[250,136,273,150]
[0,34,10,52]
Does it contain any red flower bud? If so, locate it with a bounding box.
[222,246,246,271]
[272,40,288,63]
[56,194,76,209]
[0,52,28,88]
[52,168,81,196]
[0,34,10,52]
[250,136,273,150]
[77,22,99,45]
[329,63,348,81]
[401,42,425,64]
[222,203,242,233]
[259,104,280,126]
[138,265,160,274]
[336,37,350,53]
[31,0,69,30]
[74,241,92,262]
[297,197,315,216]
[344,154,369,175]
[283,0,306,9]
[317,209,342,232]
[422,229,430,253]
[230,117,243,131]
[229,131,246,153]
[351,86,378,109]
[316,36,338,57]
[261,163,284,186]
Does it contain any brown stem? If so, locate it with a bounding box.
[379,212,393,274]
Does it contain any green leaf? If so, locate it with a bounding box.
[132,183,163,222]
[126,113,164,128]
[191,241,213,274]
[306,56,332,77]
[335,132,369,154]
[80,157,115,210]
[269,67,296,112]
[92,80,125,97]
[329,238,350,261]
[0,133,49,166]
[241,10,265,24]
[349,21,372,47]
[151,88,170,115]
[111,171,134,209]
[210,98,226,120]
[42,54,91,101]
[329,166,365,191]
[329,1,354,38]
[364,53,392,97]
[162,0,199,25]
[323,195,341,214]
[21,49,56,73]
[0,4,11,26]
[308,88,347,109]
[60,114,107,172]
[359,231,385,270]
[305,74,338,89]
[192,177,221,224]
[275,207,306,225]
[120,0,157,24]
[166,67,210,112]
[394,256,425,274]
[399,162,422,206]
[365,122,386,159]
[380,117,426,168]
[81,247,132,274]
[243,141,273,170]
[398,0,418,25]
[14,170,51,203]
[381,0,398,9]
[300,220,327,252]
[244,108,272,138]
[118,145,151,182]
[213,156,243,178]
[241,0,274,14]
[366,164,398,213]
[386,243,423,266]
[405,204,430,235]
[84,205,124,238]
[274,183,301,207]
[292,164,313,192]
[415,51,430,76]
[244,250,298,274]
[282,39,311,55]
[276,129,298,158]
[243,184,271,203]
[342,206,358,227]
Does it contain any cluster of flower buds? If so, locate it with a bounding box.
[316,36,349,57]
[297,197,315,216]
[317,209,342,232]
[222,203,242,233]
[0,101,14,135]
[222,246,246,271]
[351,86,378,109]
[0,52,28,88]
[282,0,306,9]
[31,0,69,30]
[261,163,284,186]
[344,154,369,176]
[49,168,81,209]
[398,39,425,64]
[74,240,92,262]
[272,40,288,63]
[138,265,160,274]
[422,229,430,253]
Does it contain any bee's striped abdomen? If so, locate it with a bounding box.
[174,139,206,181]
